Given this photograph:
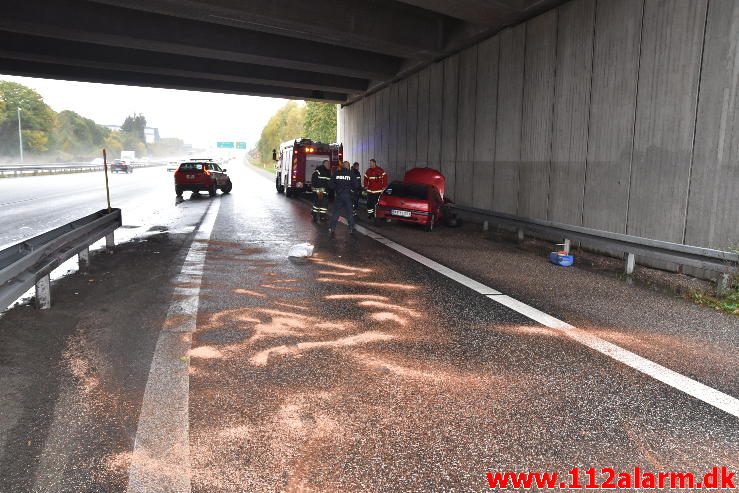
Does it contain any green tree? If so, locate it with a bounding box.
[256,101,305,164]
[121,113,147,142]
[104,131,123,157]
[0,81,55,155]
[54,110,110,157]
[303,101,337,144]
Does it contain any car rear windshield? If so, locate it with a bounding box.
[382,182,429,200]
[179,163,205,171]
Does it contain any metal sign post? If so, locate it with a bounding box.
[103,149,112,213]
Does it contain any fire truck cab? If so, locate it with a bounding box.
[275,139,342,197]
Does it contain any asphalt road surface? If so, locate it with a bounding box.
[0,166,179,250]
[0,162,737,492]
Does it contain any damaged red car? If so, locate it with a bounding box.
[374,168,457,232]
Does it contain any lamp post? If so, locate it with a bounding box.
[17,107,24,163]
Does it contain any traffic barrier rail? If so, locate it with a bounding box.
[0,208,122,310]
[451,205,738,292]
[0,160,168,177]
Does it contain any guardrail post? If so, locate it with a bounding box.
[717,273,730,296]
[483,220,489,232]
[625,252,635,275]
[517,228,524,242]
[35,274,51,309]
[105,232,115,252]
[563,239,571,254]
[78,247,90,269]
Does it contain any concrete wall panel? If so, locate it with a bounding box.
[339,0,737,256]
[519,10,557,220]
[627,0,708,241]
[685,0,739,249]
[548,0,595,225]
[441,54,460,198]
[367,93,376,170]
[416,67,430,167]
[493,25,525,214]
[406,73,419,174]
[387,82,399,179]
[376,87,389,168]
[428,61,444,168]
[583,0,643,233]
[472,35,499,211]
[455,46,478,207]
[396,78,409,178]
[357,98,366,166]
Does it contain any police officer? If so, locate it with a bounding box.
[350,161,362,217]
[363,158,388,219]
[328,160,358,236]
[310,160,331,222]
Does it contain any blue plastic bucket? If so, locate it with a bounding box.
[549,252,574,267]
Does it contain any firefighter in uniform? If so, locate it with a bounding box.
[328,161,358,236]
[350,161,362,217]
[363,158,388,219]
[310,160,331,222]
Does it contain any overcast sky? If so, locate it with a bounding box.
[0,75,291,149]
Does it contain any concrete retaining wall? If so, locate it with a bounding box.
[339,0,739,252]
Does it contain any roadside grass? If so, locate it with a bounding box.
[690,281,739,316]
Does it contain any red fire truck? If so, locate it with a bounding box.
[275,139,342,197]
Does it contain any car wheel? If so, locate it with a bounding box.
[222,180,232,194]
[175,185,183,197]
[285,187,292,198]
[208,182,217,197]
[276,175,284,193]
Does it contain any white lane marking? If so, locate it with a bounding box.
[352,223,739,419]
[127,199,221,493]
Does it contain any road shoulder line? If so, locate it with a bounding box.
[126,199,221,493]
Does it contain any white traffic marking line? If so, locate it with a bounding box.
[127,199,221,493]
[353,223,739,419]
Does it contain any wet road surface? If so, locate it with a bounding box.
[0,162,737,492]
[187,165,739,491]
[0,166,178,249]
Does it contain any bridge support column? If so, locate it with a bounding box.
[35,274,51,310]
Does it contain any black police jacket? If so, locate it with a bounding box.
[330,168,359,196]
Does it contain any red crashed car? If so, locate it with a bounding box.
[375,168,457,231]
[174,161,233,197]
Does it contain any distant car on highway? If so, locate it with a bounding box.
[174,161,232,197]
[111,159,133,174]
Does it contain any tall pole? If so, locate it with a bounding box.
[103,149,111,213]
[17,107,23,163]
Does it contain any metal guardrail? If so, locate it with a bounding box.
[0,208,122,310]
[0,161,168,177]
[452,205,738,290]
